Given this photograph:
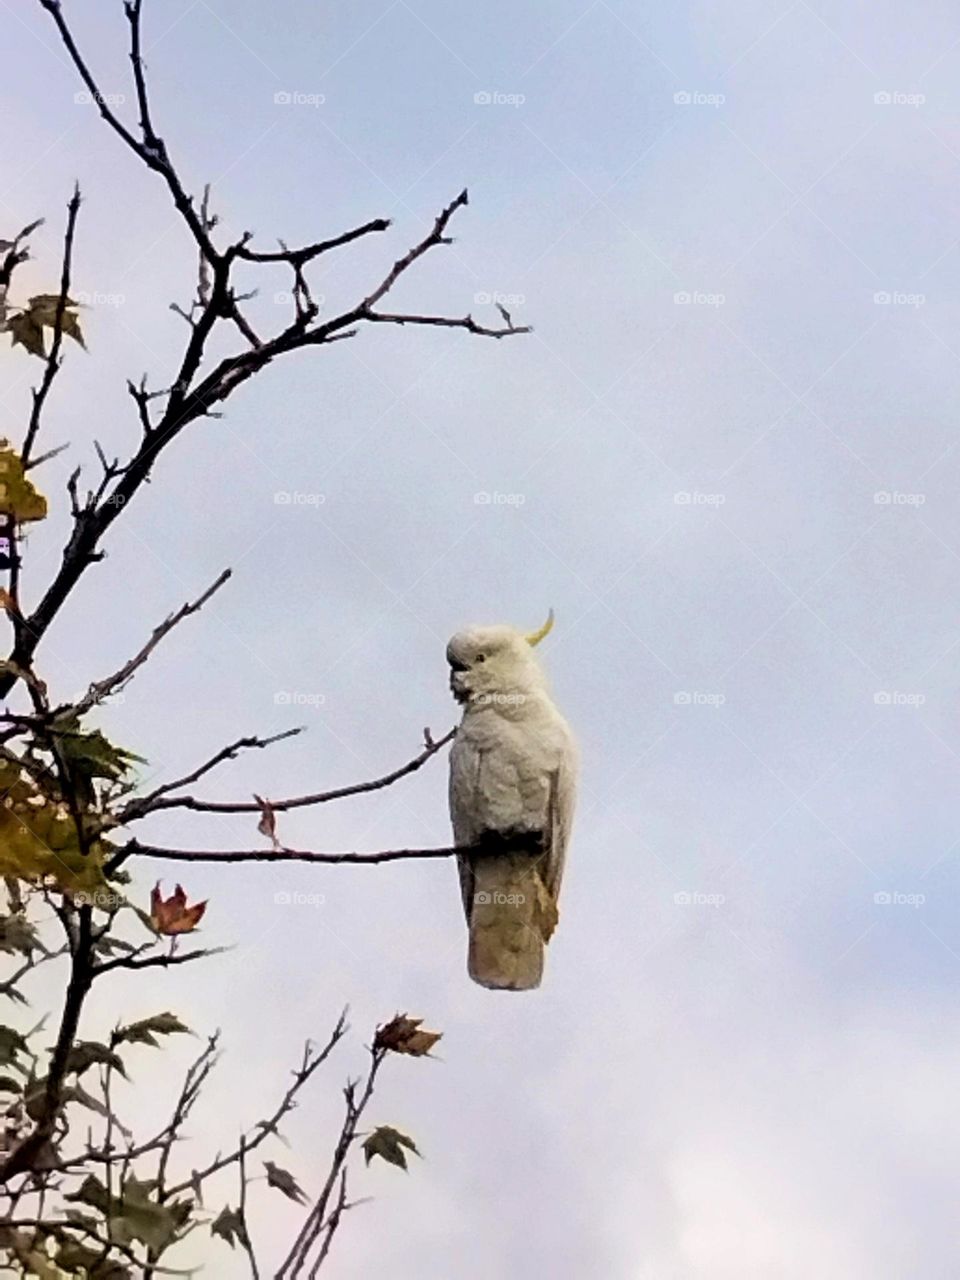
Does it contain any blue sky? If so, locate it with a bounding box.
[4,1,960,1275]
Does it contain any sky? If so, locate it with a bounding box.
[4,0,960,1276]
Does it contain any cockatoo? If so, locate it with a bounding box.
[447,611,578,990]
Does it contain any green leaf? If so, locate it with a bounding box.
[113,1011,190,1049]
[52,718,146,783]
[362,1125,421,1171]
[211,1204,248,1249]
[8,310,45,358]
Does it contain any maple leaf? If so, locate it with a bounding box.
[264,1160,307,1204]
[150,882,207,935]
[362,1125,421,1171]
[8,311,45,358]
[374,1013,442,1057]
[113,1011,190,1049]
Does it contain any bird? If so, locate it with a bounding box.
[447,610,578,990]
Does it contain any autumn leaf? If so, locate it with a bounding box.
[362,1125,421,1171]
[66,1040,127,1079]
[264,1159,307,1204]
[0,443,46,522]
[254,793,281,849]
[5,293,87,359]
[150,882,207,935]
[0,760,110,897]
[7,310,45,358]
[0,913,42,957]
[374,1013,442,1057]
[211,1204,248,1249]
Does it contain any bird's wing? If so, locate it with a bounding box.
[543,735,578,903]
[449,734,483,921]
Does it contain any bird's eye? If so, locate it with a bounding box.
[475,653,485,663]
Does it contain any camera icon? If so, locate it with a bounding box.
[474,91,492,105]
[674,691,691,705]
[673,291,691,305]
[873,891,892,904]
[274,491,292,504]
[474,291,492,305]
[474,891,491,905]
[873,291,891,305]
[274,891,292,904]
[274,691,291,705]
[873,491,891,504]
[873,91,892,105]
[274,91,292,105]
[674,891,691,905]
[873,691,891,705]
[674,91,692,105]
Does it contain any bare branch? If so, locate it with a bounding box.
[120,840,462,867]
[124,726,455,820]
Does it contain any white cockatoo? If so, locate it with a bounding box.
[447,611,578,990]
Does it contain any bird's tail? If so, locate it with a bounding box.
[467,850,559,991]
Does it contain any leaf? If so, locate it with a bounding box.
[0,443,47,521]
[211,1204,248,1249]
[66,1040,127,1079]
[264,1159,307,1204]
[374,1014,442,1057]
[55,1238,131,1278]
[67,1173,190,1254]
[113,1011,190,1049]
[0,760,110,896]
[0,913,42,957]
[254,794,281,850]
[0,1024,29,1072]
[51,716,145,782]
[150,883,207,935]
[362,1125,421,1171]
[8,310,45,358]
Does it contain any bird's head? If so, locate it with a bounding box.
[446,610,554,707]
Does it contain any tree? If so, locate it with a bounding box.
[0,1,527,1273]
